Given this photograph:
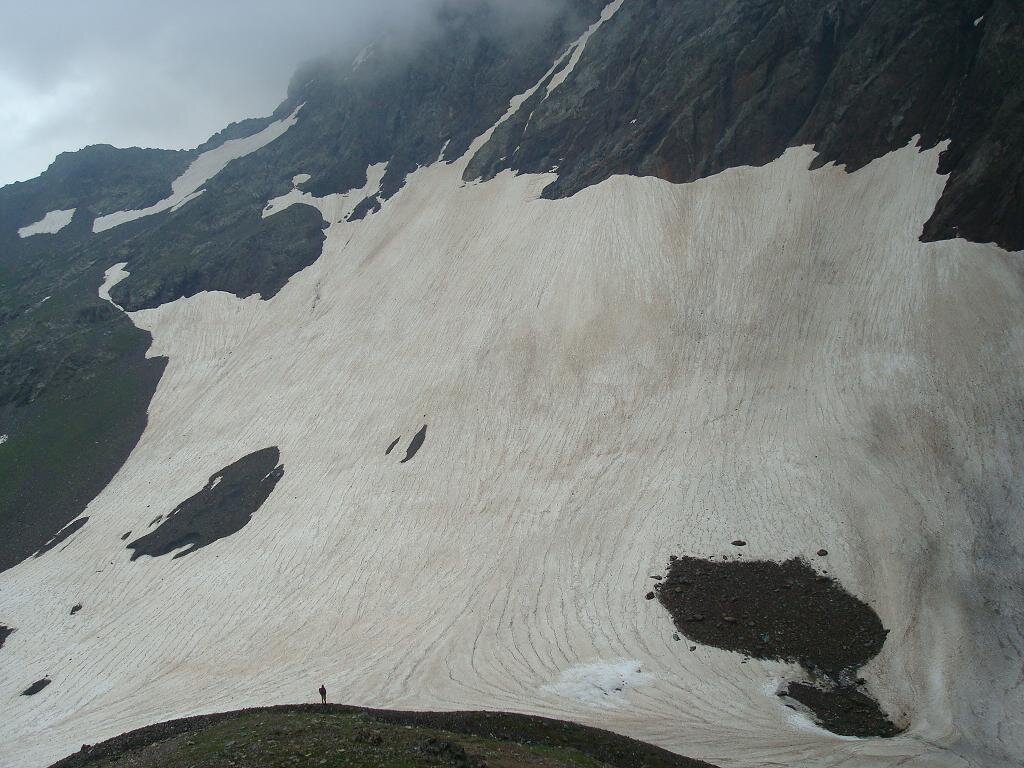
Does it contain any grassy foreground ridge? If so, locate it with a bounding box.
[49,705,719,768]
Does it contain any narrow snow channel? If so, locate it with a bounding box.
[92,105,303,234]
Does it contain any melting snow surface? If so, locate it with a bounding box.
[98,262,130,310]
[543,661,655,708]
[92,105,303,234]
[18,208,75,238]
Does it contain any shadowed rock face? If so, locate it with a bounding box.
[784,681,903,738]
[659,556,885,673]
[0,625,12,650]
[656,555,901,737]
[33,517,89,559]
[127,448,283,561]
[400,426,427,464]
[0,142,181,576]
[467,0,1024,252]
[22,678,51,696]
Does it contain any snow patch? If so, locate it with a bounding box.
[543,661,654,708]
[263,162,388,224]
[436,140,451,165]
[98,262,130,310]
[170,189,205,213]
[545,0,624,99]
[352,43,374,70]
[463,0,624,170]
[974,16,984,26]
[93,106,304,234]
[0,434,8,446]
[18,208,75,238]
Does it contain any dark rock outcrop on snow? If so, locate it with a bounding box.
[655,555,902,737]
[22,678,51,696]
[127,448,284,561]
[783,681,903,738]
[400,425,428,464]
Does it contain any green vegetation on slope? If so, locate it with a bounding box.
[0,202,172,571]
[51,706,718,768]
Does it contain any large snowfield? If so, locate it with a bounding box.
[2,8,1022,768]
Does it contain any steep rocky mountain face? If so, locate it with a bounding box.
[0,2,1022,768]
[467,0,1023,251]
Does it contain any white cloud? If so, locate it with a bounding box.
[0,0,574,187]
[0,1,428,185]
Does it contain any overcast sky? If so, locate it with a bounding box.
[0,1,455,187]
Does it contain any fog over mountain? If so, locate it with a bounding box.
[0,0,562,186]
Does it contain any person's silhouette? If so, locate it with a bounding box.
[319,684,327,704]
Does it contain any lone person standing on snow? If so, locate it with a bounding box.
[319,684,327,704]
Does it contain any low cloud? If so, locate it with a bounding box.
[0,0,566,186]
